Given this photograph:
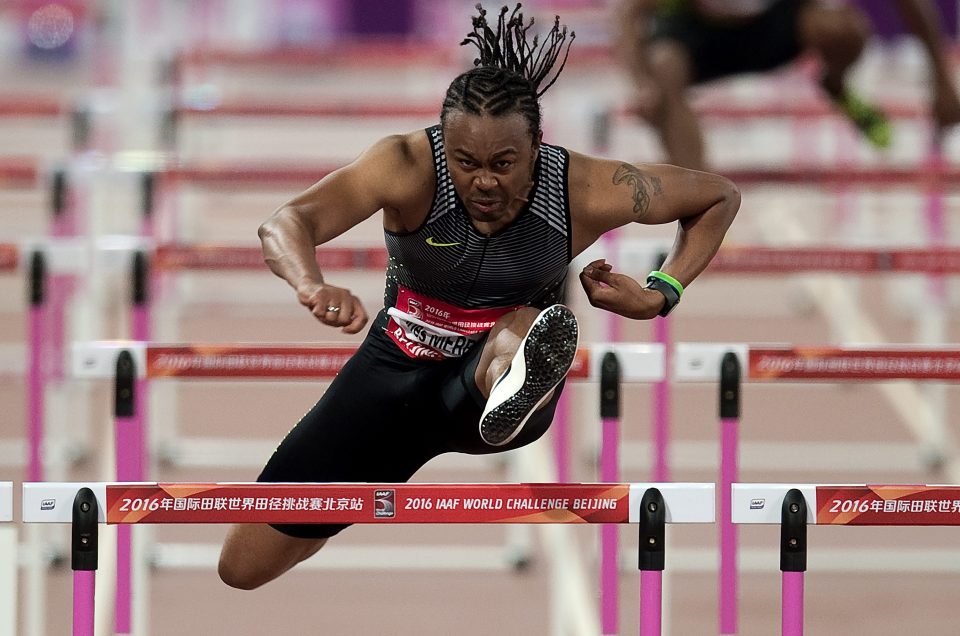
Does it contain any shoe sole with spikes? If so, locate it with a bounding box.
[479,304,579,447]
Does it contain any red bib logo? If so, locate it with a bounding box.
[386,286,520,360]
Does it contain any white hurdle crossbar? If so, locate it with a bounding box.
[23,481,714,636]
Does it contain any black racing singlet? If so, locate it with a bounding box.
[381,125,573,360]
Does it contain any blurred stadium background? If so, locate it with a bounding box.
[1,0,960,634]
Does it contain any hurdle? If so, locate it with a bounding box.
[732,482,960,635]
[673,343,960,634]
[70,339,664,633]
[571,242,960,633]
[22,480,714,636]
[0,481,13,636]
[0,236,157,469]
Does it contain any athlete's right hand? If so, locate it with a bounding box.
[296,281,368,334]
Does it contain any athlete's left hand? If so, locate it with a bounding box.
[578,258,665,320]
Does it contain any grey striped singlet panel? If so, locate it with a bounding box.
[383,126,573,311]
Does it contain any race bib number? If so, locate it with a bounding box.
[386,286,519,360]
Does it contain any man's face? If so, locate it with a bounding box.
[442,110,540,227]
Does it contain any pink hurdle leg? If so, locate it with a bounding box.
[48,273,71,383]
[782,572,804,636]
[639,571,663,636]
[73,571,95,636]
[651,316,670,482]
[601,417,620,634]
[720,417,738,634]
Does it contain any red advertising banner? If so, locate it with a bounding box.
[154,245,266,270]
[154,245,389,271]
[0,96,62,116]
[106,483,631,524]
[146,345,594,380]
[163,164,335,186]
[890,249,960,274]
[708,247,960,274]
[0,243,17,271]
[817,486,960,525]
[146,345,357,378]
[0,158,37,186]
[180,102,438,119]
[749,348,960,380]
[708,248,881,273]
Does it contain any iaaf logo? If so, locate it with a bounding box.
[406,298,422,319]
[374,490,395,518]
[40,499,55,511]
[749,498,765,510]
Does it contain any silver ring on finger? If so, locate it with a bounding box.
[326,305,341,313]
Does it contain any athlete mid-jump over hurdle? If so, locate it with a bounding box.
[219,3,739,590]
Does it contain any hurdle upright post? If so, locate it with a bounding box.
[600,351,621,635]
[780,489,807,636]
[50,168,69,236]
[719,351,741,634]
[70,105,92,153]
[131,251,150,342]
[28,251,46,483]
[72,487,98,636]
[114,350,139,634]
[140,171,156,238]
[638,487,665,636]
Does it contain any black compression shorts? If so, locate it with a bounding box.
[257,310,565,539]
[650,0,811,84]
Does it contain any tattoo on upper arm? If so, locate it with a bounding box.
[613,163,663,217]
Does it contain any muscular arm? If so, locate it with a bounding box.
[258,132,432,332]
[570,152,740,318]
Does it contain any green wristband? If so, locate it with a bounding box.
[646,270,683,297]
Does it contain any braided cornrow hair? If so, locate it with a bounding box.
[441,3,576,138]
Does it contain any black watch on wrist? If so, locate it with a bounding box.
[645,277,681,317]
